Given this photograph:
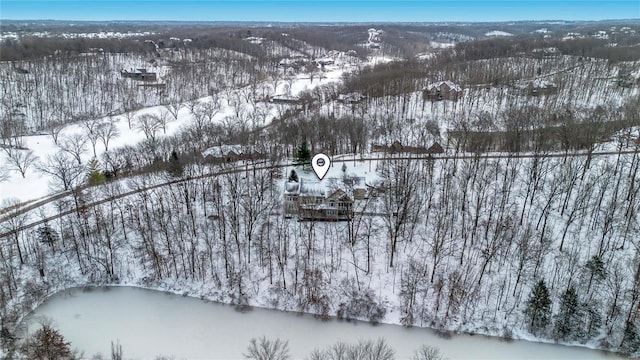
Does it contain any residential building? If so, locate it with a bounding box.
[283,176,367,221]
[423,81,462,101]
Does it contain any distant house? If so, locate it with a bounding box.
[269,94,301,104]
[137,83,166,89]
[423,81,462,101]
[314,57,335,67]
[121,68,157,82]
[531,47,560,58]
[528,79,558,96]
[337,92,365,104]
[427,142,445,154]
[279,56,309,70]
[371,141,444,155]
[202,145,264,164]
[618,68,640,88]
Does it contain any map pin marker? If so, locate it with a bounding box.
[311,153,331,180]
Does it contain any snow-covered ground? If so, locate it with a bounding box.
[485,30,513,37]
[0,54,363,206]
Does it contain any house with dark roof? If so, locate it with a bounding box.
[423,81,462,101]
[121,68,157,82]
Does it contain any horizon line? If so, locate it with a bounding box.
[2,18,639,23]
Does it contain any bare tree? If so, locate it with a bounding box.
[412,345,447,360]
[1,198,30,265]
[157,110,171,134]
[0,165,9,182]
[84,119,101,157]
[122,99,139,129]
[110,340,123,360]
[48,121,65,145]
[163,103,183,121]
[36,151,86,191]
[96,120,120,152]
[59,134,88,164]
[310,339,395,360]
[3,148,37,177]
[243,337,290,360]
[135,114,164,143]
[380,158,424,268]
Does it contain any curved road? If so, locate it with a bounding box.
[1,149,638,239]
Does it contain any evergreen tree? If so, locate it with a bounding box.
[86,158,105,186]
[585,254,606,292]
[296,140,311,165]
[621,320,640,354]
[288,169,299,182]
[553,286,584,341]
[36,224,59,249]
[167,150,183,178]
[583,301,603,341]
[525,280,552,335]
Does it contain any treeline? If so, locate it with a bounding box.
[453,36,640,63]
[0,36,152,61]
[451,101,640,153]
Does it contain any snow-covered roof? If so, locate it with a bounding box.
[337,92,365,102]
[532,79,557,88]
[271,94,299,101]
[425,81,462,92]
[485,31,513,37]
[285,176,367,197]
[244,36,265,44]
[284,182,300,194]
[202,144,244,158]
[514,79,557,89]
[315,57,334,64]
[299,179,325,196]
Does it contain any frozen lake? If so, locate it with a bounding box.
[24,286,622,359]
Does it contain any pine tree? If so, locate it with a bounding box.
[167,150,183,178]
[296,140,311,165]
[580,301,603,341]
[553,286,584,341]
[288,169,299,182]
[525,280,552,335]
[585,254,606,292]
[621,321,640,354]
[86,158,105,186]
[36,224,59,249]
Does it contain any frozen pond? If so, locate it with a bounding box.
[24,286,621,359]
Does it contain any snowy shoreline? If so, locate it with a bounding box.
[20,283,622,358]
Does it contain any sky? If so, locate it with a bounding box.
[0,0,638,22]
